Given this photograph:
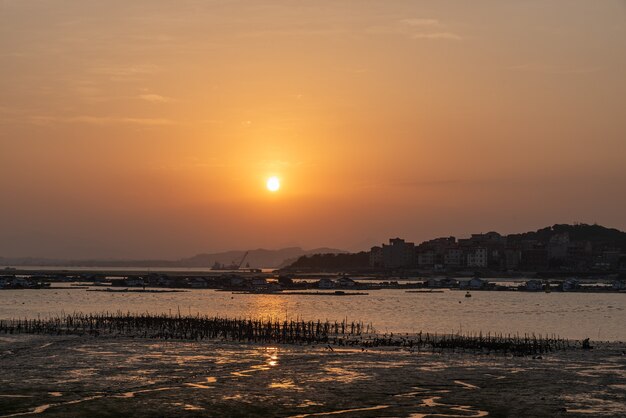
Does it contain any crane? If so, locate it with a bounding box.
[237,251,249,270]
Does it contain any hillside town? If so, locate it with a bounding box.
[369,229,624,274]
[283,225,626,277]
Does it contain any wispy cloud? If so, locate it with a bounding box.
[412,32,463,41]
[90,65,160,82]
[400,18,440,27]
[138,94,172,103]
[29,115,174,126]
[369,18,463,41]
[506,64,601,75]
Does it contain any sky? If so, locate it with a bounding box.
[1,0,625,259]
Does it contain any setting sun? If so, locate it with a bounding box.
[266,176,280,192]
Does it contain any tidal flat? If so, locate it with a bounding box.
[1,335,625,417]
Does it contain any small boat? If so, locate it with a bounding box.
[465,291,472,298]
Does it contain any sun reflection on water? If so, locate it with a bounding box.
[266,347,279,367]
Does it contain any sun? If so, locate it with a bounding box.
[266,176,280,192]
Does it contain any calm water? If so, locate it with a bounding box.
[1,287,624,341]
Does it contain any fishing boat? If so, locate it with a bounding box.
[465,291,472,298]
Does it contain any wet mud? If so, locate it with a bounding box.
[1,335,625,417]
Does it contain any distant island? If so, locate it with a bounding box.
[283,224,626,275]
[0,247,346,270]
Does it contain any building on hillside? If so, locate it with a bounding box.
[459,232,506,248]
[466,248,488,268]
[418,250,435,267]
[370,238,416,269]
[504,249,522,270]
[599,250,621,269]
[369,246,383,268]
[420,237,456,252]
[521,246,548,270]
[443,248,463,267]
[547,233,570,260]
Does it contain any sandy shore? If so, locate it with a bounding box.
[1,335,625,417]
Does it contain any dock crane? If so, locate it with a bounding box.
[237,251,249,270]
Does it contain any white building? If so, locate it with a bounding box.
[466,248,488,268]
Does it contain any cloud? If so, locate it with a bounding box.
[29,115,174,126]
[412,32,463,41]
[90,65,160,82]
[368,18,462,41]
[506,64,600,75]
[138,94,172,103]
[401,18,440,27]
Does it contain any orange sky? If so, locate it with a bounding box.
[1,1,625,258]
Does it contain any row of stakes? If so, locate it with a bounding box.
[0,312,572,355]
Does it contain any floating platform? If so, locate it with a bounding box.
[86,288,187,293]
[405,290,445,293]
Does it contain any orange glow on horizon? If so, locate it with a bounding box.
[0,1,624,259]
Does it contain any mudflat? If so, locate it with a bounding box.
[1,335,625,417]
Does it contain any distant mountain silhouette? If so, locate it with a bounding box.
[178,247,346,268]
[0,247,346,269]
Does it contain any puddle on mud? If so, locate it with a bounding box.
[2,396,104,418]
[318,366,368,383]
[454,380,480,390]
[185,383,214,389]
[289,404,389,417]
[172,402,204,411]
[411,396,488,418]
[297,400,324,408]
[116,387,175,398]
[562,392,626,415]
[268,379,300,390]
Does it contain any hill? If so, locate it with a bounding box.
[0,247,346,269]
[178,247,346,268]
[506,223,626,250]
[281,252,370,272]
